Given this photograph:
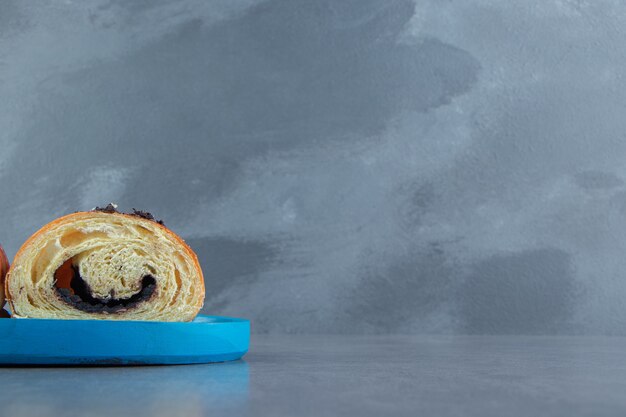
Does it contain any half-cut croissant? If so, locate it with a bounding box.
[5,209,205,321]
[0,245,8,308]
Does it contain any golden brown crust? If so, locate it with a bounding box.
[0,245,8,309]
[6,211,205,321]
[7,211,205,294]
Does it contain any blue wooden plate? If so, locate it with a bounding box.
[0,315,249,365]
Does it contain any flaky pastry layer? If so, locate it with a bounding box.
[6,212,204,321]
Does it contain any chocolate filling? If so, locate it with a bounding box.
[92,204,165,226]
[55,264,156,314]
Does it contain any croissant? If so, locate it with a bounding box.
[5,206,205,321]
[0,245,8,309]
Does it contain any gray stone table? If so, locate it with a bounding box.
[1,334,625,416]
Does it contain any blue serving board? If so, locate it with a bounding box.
[0,315,249,365]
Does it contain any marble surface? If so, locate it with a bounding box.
[4,0,626,335]
[1,334,626,416]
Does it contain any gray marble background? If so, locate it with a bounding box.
[0,0,624,334]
